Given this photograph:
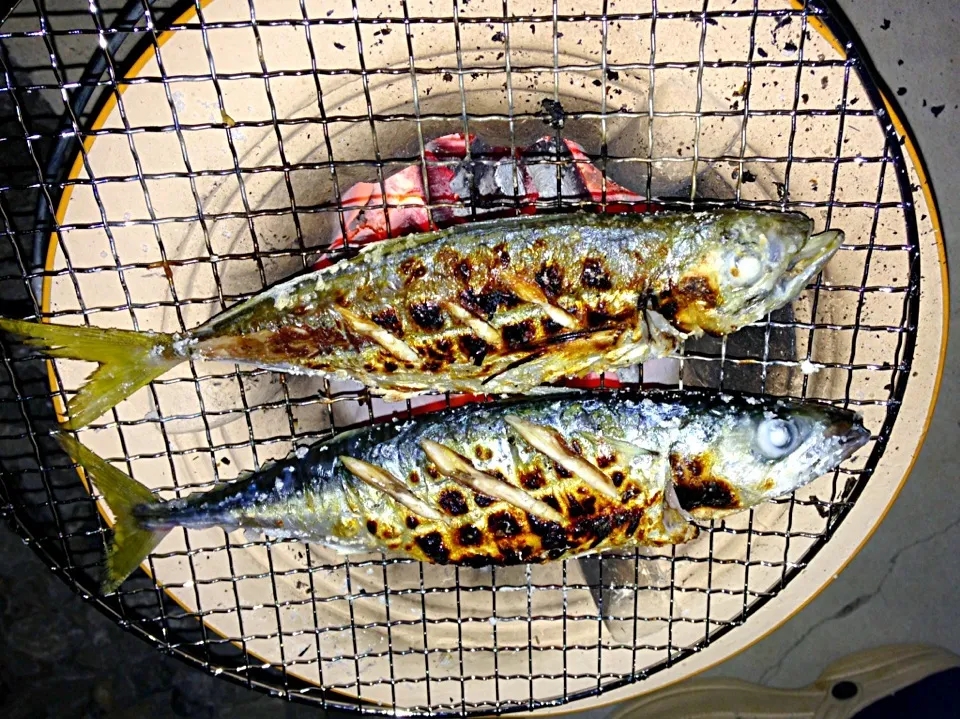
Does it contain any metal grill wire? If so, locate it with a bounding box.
[0,0,920,714]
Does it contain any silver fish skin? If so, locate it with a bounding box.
[2,210,842,428]
[58,390,869,592]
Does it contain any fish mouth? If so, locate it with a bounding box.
[837,421,871,461]
[775,228,843,301]
[823,413,870,464]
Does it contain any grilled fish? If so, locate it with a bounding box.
[2,210,841,429]
[57,390,869,593]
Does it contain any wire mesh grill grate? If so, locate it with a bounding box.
[0,0,922,714]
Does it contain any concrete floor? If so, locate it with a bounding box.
[0,1,956,717]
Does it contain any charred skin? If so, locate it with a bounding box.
[669,451,742,516]
[190,211,820,396]
[1,210,840,431]
[137,391,868,567]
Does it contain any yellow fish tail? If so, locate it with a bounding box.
[0,318,183,429]
[56,432,170,594]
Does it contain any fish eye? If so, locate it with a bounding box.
[756,417,801,459]
[727,253,763,286]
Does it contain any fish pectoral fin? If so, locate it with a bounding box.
[480,329,621,390]
[644,309,688,348]
[652,460,698,543]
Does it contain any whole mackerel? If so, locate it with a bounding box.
[58,391,869,593]
[2,211,841,428]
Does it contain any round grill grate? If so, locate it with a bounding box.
[0,0,945,715]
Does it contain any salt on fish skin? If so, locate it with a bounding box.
[1,211,842,429]
[56,389,868,594]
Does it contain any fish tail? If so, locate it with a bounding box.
[0,318,184,429]
[56,432,171,594]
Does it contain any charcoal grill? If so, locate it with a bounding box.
[0,0,947,715]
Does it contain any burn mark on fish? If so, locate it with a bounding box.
[366,520,378,535]
[405,515,420,529]
[527,513,568,550]
[421,358,442,373]
[458,334,491,365]
[554,462,572,479]
[587,303,635,328]
[542,495,561,512]
[582,258,612,290]
[488,511,521,537]
[677,275,718,307]
[383,361,398,372]
[266,325,342,358]
[519,465,546,490]
[457,525,482,546]
[500,548,524,565]
[474,445,493,461]
[535,262,564,298]
[493,242,511,266]
[570,439,584,456]
[671,453,706,480]
[410,302,444,330]
[425,338,455,363]
[541,317,563,335]
[371,308,403,335]
[415,531,450,563]
[596,453,616,469]
[438,488,469,516]
[425,464,440,480]
[399,257,427,282]
[502,319,536,349]
[460,287,520,319]
[474,493,495,507]
[455,259,472,282]
[675,479,737,510]
[566,494,597,518]
[611,470,626,487]
[458,288,489,318]
[573,515,613,548]
[652,293,677,321]
[503,327,617,356]
[656,275,719,330]
[669,453,739,510]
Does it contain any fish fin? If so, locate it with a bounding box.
[0,318,183,429]
[56,432,170,594]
